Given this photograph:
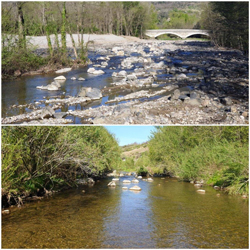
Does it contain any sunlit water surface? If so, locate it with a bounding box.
[2,177,248,248]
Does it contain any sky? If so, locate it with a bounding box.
[105,126,156,146]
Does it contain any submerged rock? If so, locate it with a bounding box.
[129,185,141,191]
[108,181,116,187]
[123,180,131,183]
[131,179,139,183]
[197,189,206,194]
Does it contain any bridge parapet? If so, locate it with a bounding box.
[145,29,210,39]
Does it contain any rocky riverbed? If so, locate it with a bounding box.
[2,37,248,124]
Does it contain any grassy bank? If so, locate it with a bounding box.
[147,127,249,195]
[119,127,248,196]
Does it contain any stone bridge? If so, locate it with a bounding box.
[145,29,210,39]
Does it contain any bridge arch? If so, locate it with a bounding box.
[154,32,184,39]
[145,29,210,39]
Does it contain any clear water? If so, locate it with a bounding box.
[2,50,187,123]
[2,177,248,248]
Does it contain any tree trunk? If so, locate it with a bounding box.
[61,2,67,60]
[17,2,26,50]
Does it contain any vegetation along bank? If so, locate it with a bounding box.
[2,126,248,210]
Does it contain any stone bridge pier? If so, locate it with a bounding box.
[145,29,210,39]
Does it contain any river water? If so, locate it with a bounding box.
[1,47,191,123]
[2,177,248,248]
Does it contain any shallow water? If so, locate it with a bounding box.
[2,48,195,123]
[2,177,248,248]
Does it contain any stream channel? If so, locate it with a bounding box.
[2,47,194,124]
[2,176,249,248]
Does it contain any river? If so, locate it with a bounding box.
[2,177,248,248]
[2,41,248,125]
[2,48,172,122]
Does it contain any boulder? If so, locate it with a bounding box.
[197,189,206,194]
[122,186,128,190]
[129,185,141,191]
[40,106,55,119]
[47,84,59,91]
[92,70,105,75]
[220,97,232,106]
[176,73,187,80]
[132,179,139,183]
[53,112,67,119]
[86,88,102,100]
[147,178,153,182]
[194,183,202,188]
[112,178,119,181]
[117,70,127,77]
[186,98,201,106]
[123,180,131,183]
[213,186,220,190]
[171,89,181,100]
[54,75,66,81]
[117,51,125,56]
[71,77,76,80]
[108,181,116,187]
[137,176,142,179]
[55,68,71,73]
[78,77,85,81]
[87,68,96,73]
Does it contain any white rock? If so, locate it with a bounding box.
[55,68,71,74]
[112,178,119,181]
[197,189,206,194]
[123,180,131,183]
[122,186,128,190]
[129,185,141,191]
[87,67,96,73]
[117,51,124,56]
[92,70,105,75]
[54,75,66,81]
[108,181,116,187]
[47,85,59,91]
[132,179,139,183]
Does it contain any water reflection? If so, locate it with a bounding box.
[101,177,156,248]
[2,177,248,248]
[149,178,249,248]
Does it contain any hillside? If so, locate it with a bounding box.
[121,142,148,160]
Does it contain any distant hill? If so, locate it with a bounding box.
[121,142,148,160]
[152,1,204,17]
[151,1,205,29]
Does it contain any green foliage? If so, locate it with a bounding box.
[161,9,200,29]
[148,126,249,195]
[2,127,121,197]
[2,45,47,77]
[200,2,249,52]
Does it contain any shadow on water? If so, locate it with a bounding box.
[2,41,248,122]
[2,177,248,248]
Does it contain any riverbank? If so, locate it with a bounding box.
[2,34,248,125]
